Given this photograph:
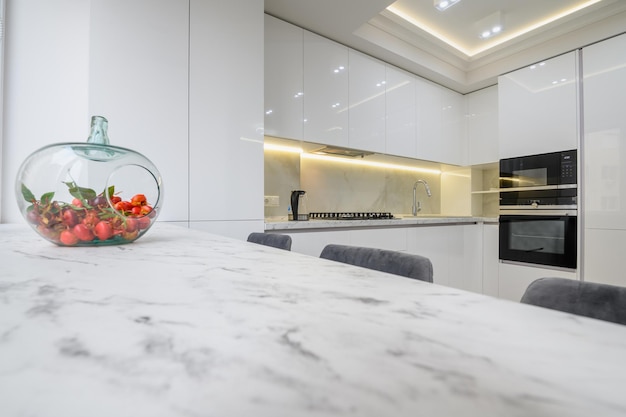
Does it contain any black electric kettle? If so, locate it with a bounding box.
[290,190,309,221]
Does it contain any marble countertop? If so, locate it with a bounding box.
[1,222,625,417]
[265,215,498,231]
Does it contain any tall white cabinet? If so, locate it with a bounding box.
[582,33,626,286]
[88,0,189,222]
[498,51,579,158]
[188,0,264,236]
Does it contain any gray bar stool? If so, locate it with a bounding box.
[247,232,292,251]
[320,244,433,283]
[520,277,626,325]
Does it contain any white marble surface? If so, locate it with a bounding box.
[265,216,497,231]
[1,222,626,417]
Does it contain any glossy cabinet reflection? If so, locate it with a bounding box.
[264,15,303,140]
[303,31,349,147]
[582,33,626,286]
[498,51,578,158]
[348,50,386,153]
[416,78,466,165]
[386,65,416,157]
[467,86,499,165]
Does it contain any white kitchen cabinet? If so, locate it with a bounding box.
[188,0,264,228]
[303,31,349,147]
[498,262,577,302]
[283,227,406,257]
[467,85,499,165]
[582,33,626,231]
[583,229,626,286]
[416,78,466,165]
[264,15,303,140]
[385,65,416,158]
[348,50,386,153]
[482,223,500,297]
[498,51,579,159]
[88,0,189,222]
[407,224,483,292]
[582,33,626,286]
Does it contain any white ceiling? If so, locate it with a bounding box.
[264,0,626,93]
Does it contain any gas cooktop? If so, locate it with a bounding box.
[308,212,395,220]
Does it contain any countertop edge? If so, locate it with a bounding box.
[265,216,498,231]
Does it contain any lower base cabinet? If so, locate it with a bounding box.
[498,262,577,302]
[279,223,485,294]
[584,228,626,287]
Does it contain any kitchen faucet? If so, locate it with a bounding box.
[412,180,432,216]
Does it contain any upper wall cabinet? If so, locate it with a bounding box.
[416,78,466,166]
[264,15,303,140]
[303,31,349,147]
[498,51,579,159]
[386,65,416,158]
[467,85,499,165]
[348,50,386,153]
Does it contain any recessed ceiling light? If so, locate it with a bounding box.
[434,0,460,12]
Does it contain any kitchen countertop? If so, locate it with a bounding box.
[265,215,498,231]
[1,222,625,417]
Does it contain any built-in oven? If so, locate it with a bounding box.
[499,149,578,269]
[499,210,577,269]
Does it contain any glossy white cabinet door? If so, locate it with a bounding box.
[303,31,349,147]
[89,0,189,222]
[416,78,466,165]
[441,88,467,166]
[498,51,579,159]
[416,77,442,163]
[482,223,500,297]
[264,15,303,140]
[467,85,499,165]
[498,262,576,302]
[446,225,483,293]
[348,50,386,153]
[582,33,626,230]
[385,65,416,158]
[189,0,264,223]
[583,228,626,287]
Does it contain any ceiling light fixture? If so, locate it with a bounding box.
[434,0,460,12]
[477,11,503,40]
[387,0,603,57]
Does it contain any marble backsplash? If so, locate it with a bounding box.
[263,138,498,220]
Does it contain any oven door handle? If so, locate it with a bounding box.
[499,209,577,216]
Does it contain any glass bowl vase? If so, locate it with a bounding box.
[15,116,164,246]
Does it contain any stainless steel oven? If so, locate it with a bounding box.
[499,149,578,269]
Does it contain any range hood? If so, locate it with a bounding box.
[311,145,373,158]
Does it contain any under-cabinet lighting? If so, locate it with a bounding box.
[264,143,303,154]
[301,152,441,175]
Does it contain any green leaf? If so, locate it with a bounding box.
[40,192,55,205]
[21,183,37,203]
[68,186,97,201]
[106,185,115,198]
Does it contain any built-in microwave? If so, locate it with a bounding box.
[500,149,577,190]
[500,149,578,210]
